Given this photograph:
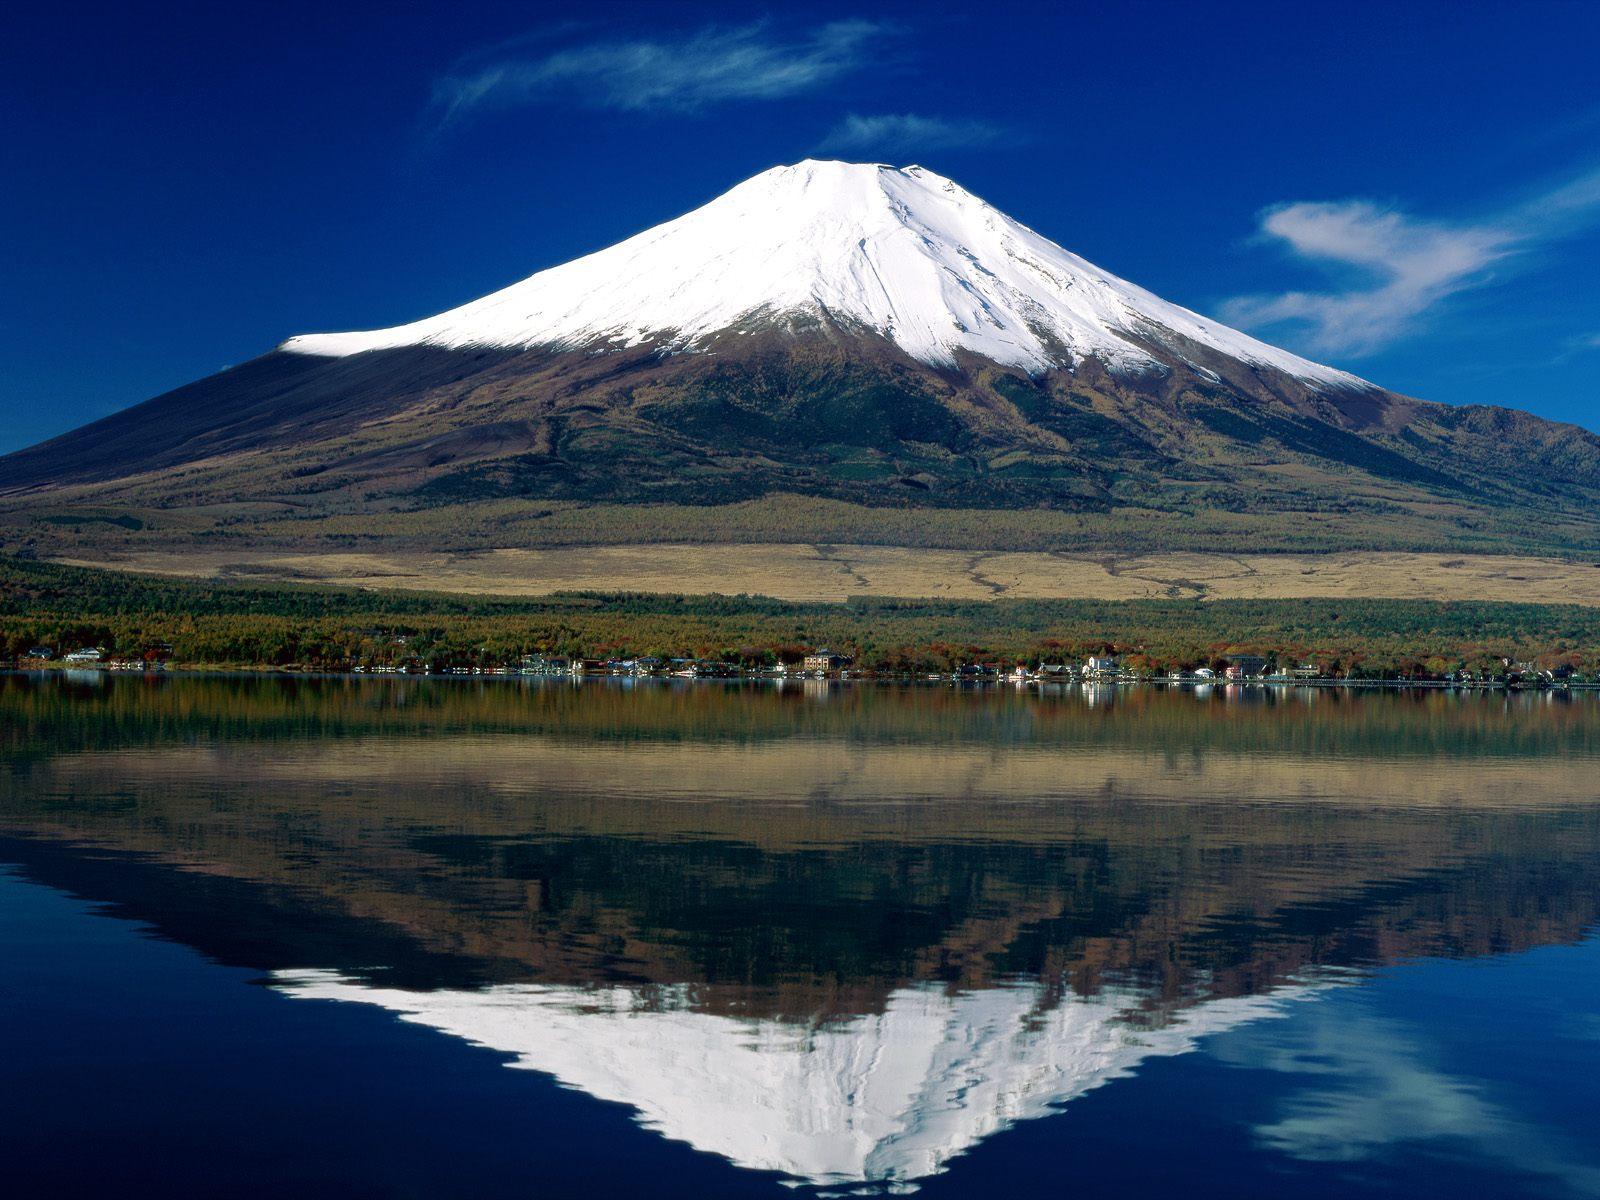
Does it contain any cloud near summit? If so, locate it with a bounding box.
[819,113,1011,156]
[1223,166,1600,357]
[432,20,894,125]
[1220,201,1512,357]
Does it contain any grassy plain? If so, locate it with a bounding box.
[50,542,1600,605]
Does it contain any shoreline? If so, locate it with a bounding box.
[8,664,1596,694]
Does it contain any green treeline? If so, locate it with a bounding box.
[3,556,1600,676]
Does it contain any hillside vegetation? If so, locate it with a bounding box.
[4,556,1599,676]
[6,333,1600,561]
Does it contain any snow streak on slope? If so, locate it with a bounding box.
[283,160,1365,389]
[274,972,1327,1191]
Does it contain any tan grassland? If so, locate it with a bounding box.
[55,543,1600,604]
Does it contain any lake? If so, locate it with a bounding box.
[3,672,1599,1197]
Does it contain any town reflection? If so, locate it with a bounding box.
[3,674,1600,1191]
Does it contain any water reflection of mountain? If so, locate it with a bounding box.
[3,675,1600,1191]
[274,972,1321,1192]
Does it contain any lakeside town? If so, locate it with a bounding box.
[9,642,1599,690]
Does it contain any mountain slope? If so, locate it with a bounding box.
[4,160,1600,562]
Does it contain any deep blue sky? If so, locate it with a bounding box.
[5,0,1600,452]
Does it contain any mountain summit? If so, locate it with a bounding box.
[284,160,1362,388]
[5,160,1600,563]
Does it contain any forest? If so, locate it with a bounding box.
[5,556,1600,678]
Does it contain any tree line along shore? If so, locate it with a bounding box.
[4,556,1600,683]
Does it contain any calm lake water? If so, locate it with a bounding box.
[3,672,1599,1197]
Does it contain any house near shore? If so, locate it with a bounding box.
[607,657,662,676]
[804,650,852,674]
[1225,654,1268,681]
[955,663,1000,681]
[520,655,571,676]
[63,647,106,664]
[1086,654,1119,678]
[673,659,740,678]
[1012,662,1074,682]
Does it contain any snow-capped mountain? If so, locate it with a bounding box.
[283,160,1363,388]
[8,159,1600,562]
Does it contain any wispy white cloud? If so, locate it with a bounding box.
[818,112,1011,157]
[1220,202,1512,357]
[1543,329,1600,367]
[1221,167,1600,356]
[432,20,894,127]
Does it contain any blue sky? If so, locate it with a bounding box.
[4,0,1600,452]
